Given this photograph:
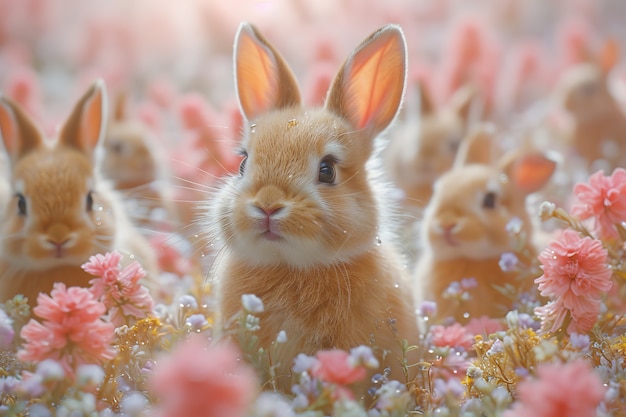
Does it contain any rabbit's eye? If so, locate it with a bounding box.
[16,193,27,215]
[483,191,497,209]
[86,191,94,211]
[319,158,336,184]
[238,152,248,176]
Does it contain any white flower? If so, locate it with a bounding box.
[178,294,198,310]
[348,345,379,369]
[121,392,150,417]
[250,392,295,417]
[76,364,105,389]
[36,359,65,381]
[276,330,287,343]
[242,294,264,313]
[538,201,556,221]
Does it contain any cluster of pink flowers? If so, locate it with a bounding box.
[534,229,612,334]
[17,283,115,378]
[571,167,626,241]
[149,335,258,417]
[82,251,154,327]
[503,359,606,417]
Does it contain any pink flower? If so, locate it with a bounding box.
[17,283,115,378]
[82,251,154,327]
[150,335,258,417]
[534,229,612,333]
[571,168,626,240]
[503,359,606,417]
[430,323,474,351]
[536,230,612,300]
[535,229,612,333]
[311,349,367,386]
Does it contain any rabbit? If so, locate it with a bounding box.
[206,23,420,395]
[385,81,480,211]
[0,80,158,307]
[552,39,626,174]
[413,124,556,323]
[100,91,179,231]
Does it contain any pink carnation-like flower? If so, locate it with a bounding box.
[83,251,154,327]
[430,323,474,351]
[17,283,115,378]
[534,229,612,333]
[503,359,606,417]
[571,168,626,240]
[311,349,368,386]
[150,335,258,417]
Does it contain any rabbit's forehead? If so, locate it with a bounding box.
[436,166,501,199]
[14,149,94,194]
[246,111,348,165]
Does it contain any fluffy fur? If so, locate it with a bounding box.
[205,23,420,395]
[0,80,157,307]
[414,124,556,322]
[553,39,626,173]
[385,82,479,210]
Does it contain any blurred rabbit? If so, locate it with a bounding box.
[552,39,626,173]
[413,124,556,322]
[100,91,179,231]
[385,82,480,210]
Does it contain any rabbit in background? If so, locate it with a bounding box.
[0,80,158,307]
[413,124,556,323]
[552,38,626,174]
[100,90,180,231]
[206,23,420,397]
[385,81,481,212]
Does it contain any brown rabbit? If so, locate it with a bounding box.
[413,124,556,323]
[100,91,179,230]
[207,23,420,395]
[385,82,479,210]
[0,80,157,307]
[553,39,626,173]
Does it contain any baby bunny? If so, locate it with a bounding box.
[208,23,420,394]
[414,124,556,323]
[553,39,626,173]
[0,80,157,307]
[385,82,479,210]
[100,91,179,230]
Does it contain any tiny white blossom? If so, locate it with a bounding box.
[121,392,150,417]
[76,364,105,389]
[276,330,287,343]
[242,294,264,313]
[538,201,556,221]
[36,359,65,381]
[348,345,379,369]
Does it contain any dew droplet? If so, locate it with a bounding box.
[393,282,400,289]
[375,236,382,245]
[463,312,470,319]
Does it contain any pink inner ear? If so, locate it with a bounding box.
[236,28,279,120]
[80,87,104,150]
[340,29,406,133]
[0,102,17,153]
[512,154,556,194]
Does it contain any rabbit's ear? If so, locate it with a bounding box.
[326,25,407,138]
[450,83,479,122]
[501,151,556,194]
[453,123,496,167]
[417,81,435,115]
[59,79,108,155]
[113,90,128,122]
[234,23,301,121]
[598,38,619,75]
[0,94,43,161]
